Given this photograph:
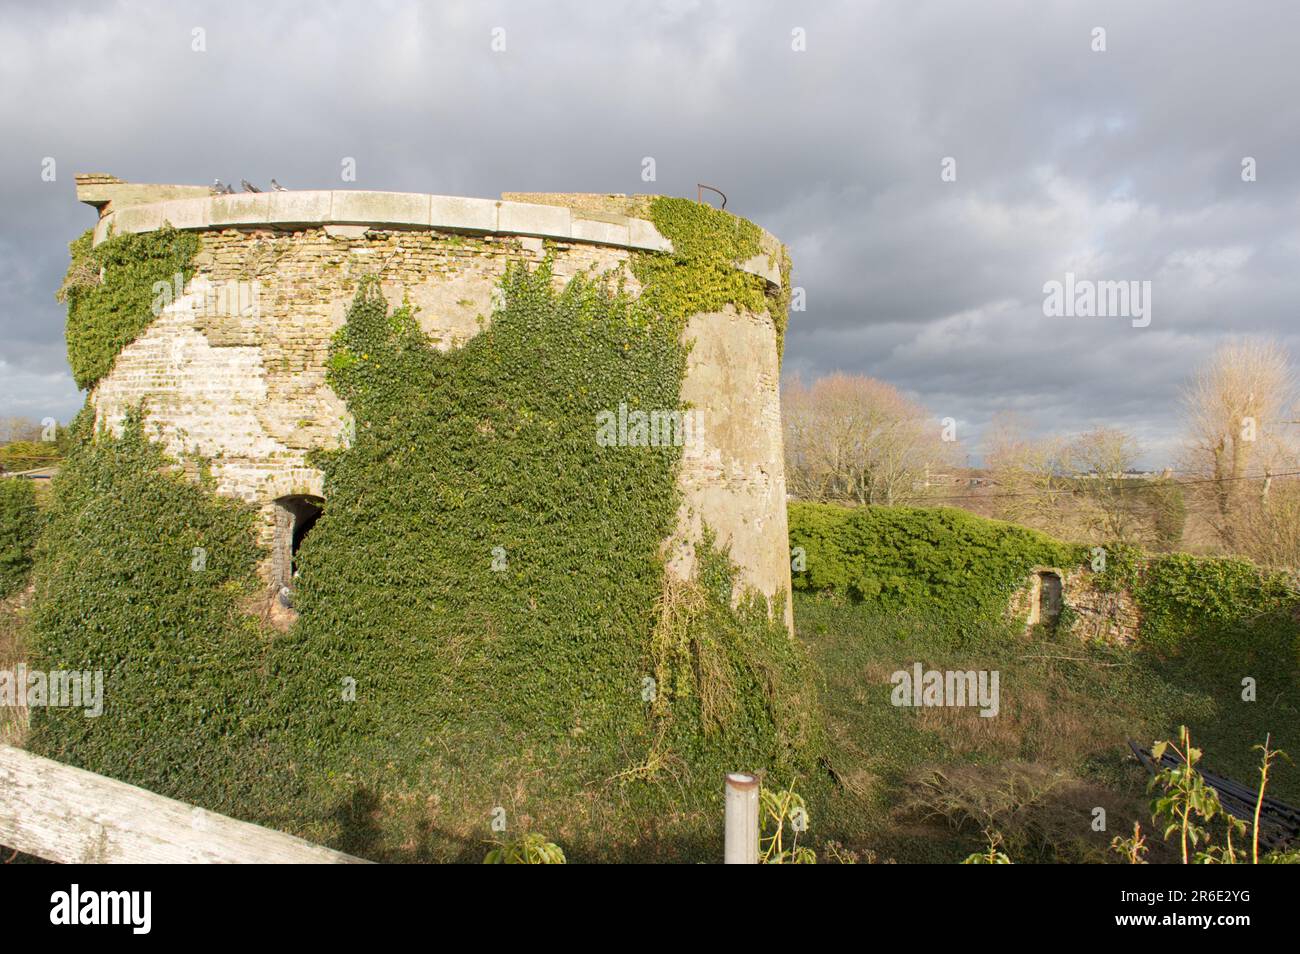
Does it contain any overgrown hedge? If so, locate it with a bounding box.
[0,441,59,474]
[788,501,1082,624]
[1130,554,1298,673]
[0,478,39,598]
[789,501,1299,676]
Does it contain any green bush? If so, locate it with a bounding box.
[25,411,278,815]
[1133,553,1299,673]
[0,441,60,474]
[788,502,1082,624]
[0,478,39,597]
[58,226,199,390]
[788,501,1297,671]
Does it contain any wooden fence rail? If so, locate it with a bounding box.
[0,744,369,864]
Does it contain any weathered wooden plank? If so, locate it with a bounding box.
[0,744,371,863]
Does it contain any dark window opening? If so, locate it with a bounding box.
[291,504,321,574]
[1034,570,1062,628]
[273,495,323,597]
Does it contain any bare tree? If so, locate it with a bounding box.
[1180,339,1298,547]
[1069,426,1144,543]
[982,412,1071,528]
[0,416,43,445]
[782,372,958,505]
[983,417,1163,545]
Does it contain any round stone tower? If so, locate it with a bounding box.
[74,175,794,626]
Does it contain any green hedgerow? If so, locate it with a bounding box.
[1132,552,1299,673]
[789,500,1298,683]
[788,501,1083,626]
[58,226,199,390]
[0,478,39,598]
[0,441,61,474]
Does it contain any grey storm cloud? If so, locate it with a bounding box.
[1,0,1298,466]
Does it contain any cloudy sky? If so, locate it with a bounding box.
[1,0,1297,466]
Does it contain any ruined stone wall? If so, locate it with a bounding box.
[88,203,792,619]
[1009,565,1141,645]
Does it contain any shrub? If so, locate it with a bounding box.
[788,501,1082,624]
[0,478,39,597]
[25,411,278,815]
[1132,553,1299,673]
[0,441,59,474]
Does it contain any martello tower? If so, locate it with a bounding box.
[73,174,794,626]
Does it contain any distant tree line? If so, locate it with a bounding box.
[0,415,69,474]
[782,338,1300,570]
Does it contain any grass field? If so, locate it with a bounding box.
[795,593,1300,863]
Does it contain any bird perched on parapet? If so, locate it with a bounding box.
[241,179,262,193]
[270,178,287,192]
[210,179,234,195]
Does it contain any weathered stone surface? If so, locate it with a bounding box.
[74,177,209,212]
[669,305,792,628]
[323,224,369,239]
[158,197,210,230]
[496,200,571,237]
[628,217,673,253]
[572,217,631,247]
[209,193,273,227]
[111,203,163,234]
[270,190,332,223]
[330,191,430,226]
[739,253,782,285]
[82,188,786,289]
[500,192,649,218]
[1009,566,1141,645]
[429,195,498,233]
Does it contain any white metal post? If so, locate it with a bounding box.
[724,772,759,863]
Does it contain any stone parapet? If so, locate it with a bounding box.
[84,182,781,287]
